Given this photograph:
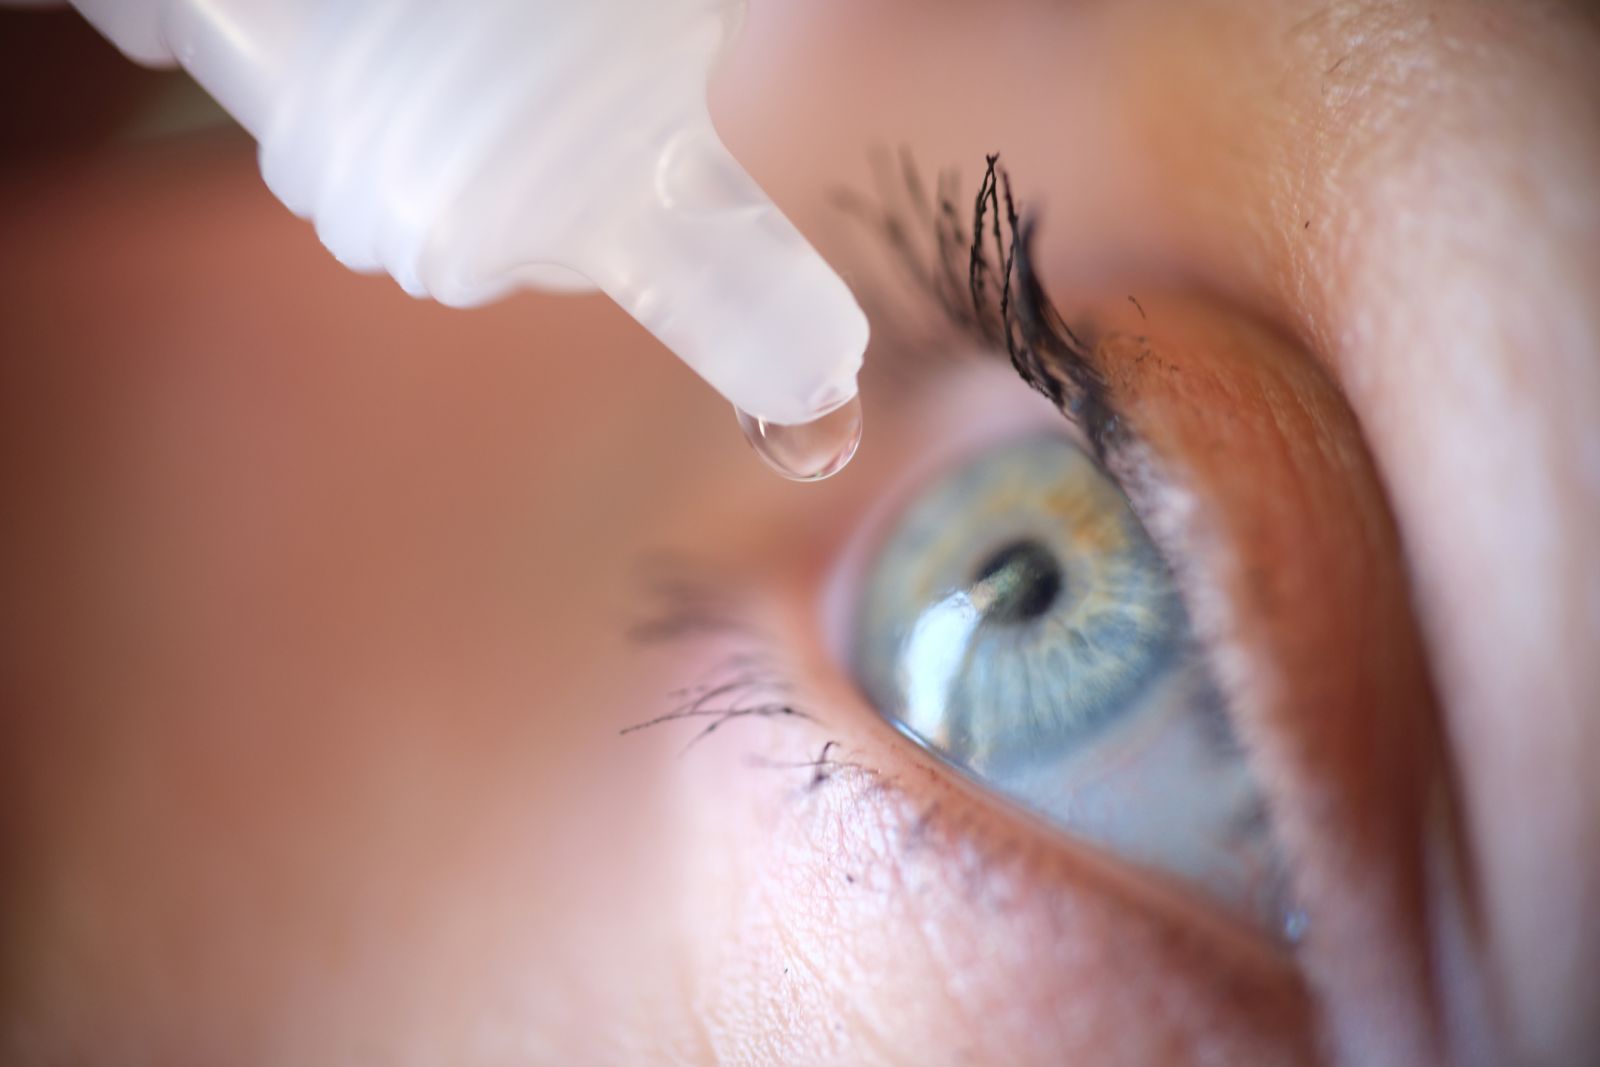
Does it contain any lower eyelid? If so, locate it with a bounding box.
[629,567,1317,1057]
[662,617,1318,1065]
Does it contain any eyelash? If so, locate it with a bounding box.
[833,151,1126,460]
[623,557,806,733]
[623,557,893,803]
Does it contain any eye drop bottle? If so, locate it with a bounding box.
[70,0,868,475]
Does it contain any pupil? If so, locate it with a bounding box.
[972,540,1063,623]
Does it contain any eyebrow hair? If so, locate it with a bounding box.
[835,152,1127,462]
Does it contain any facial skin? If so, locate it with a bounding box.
[1,1,1596,1065]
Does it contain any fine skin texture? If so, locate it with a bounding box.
[2,1,1597,1065]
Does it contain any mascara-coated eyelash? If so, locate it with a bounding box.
[834,151,1124,460]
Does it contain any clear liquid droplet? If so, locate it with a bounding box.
[736,394,862,482]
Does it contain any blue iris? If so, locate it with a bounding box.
[852,434,1187,775]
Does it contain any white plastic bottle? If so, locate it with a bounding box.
[69,0,868,477]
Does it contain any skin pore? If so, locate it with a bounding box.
[1,1,1596,1065]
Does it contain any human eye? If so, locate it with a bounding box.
[630,155,1454,1063]
[849,426,1288,932]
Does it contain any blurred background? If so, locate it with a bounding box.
[0,5,227,160]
